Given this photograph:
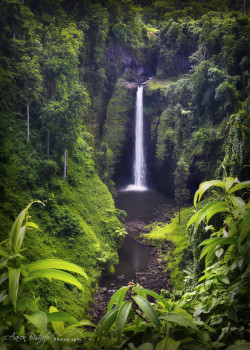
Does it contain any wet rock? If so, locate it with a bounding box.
[117,275,124,281]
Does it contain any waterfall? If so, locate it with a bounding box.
[134,85,147,189]
[124,85,148,192]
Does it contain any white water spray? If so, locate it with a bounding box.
[124,85,148,192]
[134,85,147,188]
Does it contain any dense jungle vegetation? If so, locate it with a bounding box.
[0,0,250,349]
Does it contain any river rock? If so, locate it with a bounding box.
[117,275,124,281]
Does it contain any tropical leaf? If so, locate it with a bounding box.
[230,196,246,214]
[193,201,228,230]
[194,180,224,207]
[47,311,78,324]
[49,306,64,335]
[0,272,8,286]
[161,313,197,329]
[27,222,40,230]
[9,267,20,311]
[200,237,236,247]
[133,287,170,310]
[23,269,84,291]
[116,300,132,337]
[199,238,236,261]
[107,286,129,312]
[24,311,47,331]
[156,337,182,350]
[205,202,229,223]
[64,319,96,332]
[187,211,199,229]
[9,201,43,253]
[27,259,88,280]
[238,214,250,247]
[97,307,119,336]
[156,338,168,350]
[227,181,250,194]
[0,247,10,257]
[133,295,160,330]
[225,177,239,192]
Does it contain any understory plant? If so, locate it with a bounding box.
[89,176,250,350]
[0,201,92,349]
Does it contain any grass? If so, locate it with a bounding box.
[141,206,195,290]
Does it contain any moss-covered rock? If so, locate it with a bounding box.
[144,77,226,196]
[102,79,136,181]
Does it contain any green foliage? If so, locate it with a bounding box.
[102,80,134,165]
[0,1,250,348]
[141,206,193,289]
[50,205,86,237]
[174,159,190,221]
[0,202,91,349]
[88,176,250,349]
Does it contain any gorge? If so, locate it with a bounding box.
[0,0,249,349]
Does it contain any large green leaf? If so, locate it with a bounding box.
[194,180,224,207]
[9,201,43,253]
[227,181,250,194]
[0,272,8,286]
[156,337,181,350]
[97,307,119,336]
[156,338,168,350]
[64,319,96,332]
[24,311,47,331]
[27,259,88,280]
[187,211,199,229]
[23,269,84,291]
[239,214,250,247]
[117,300,132,337]
[194,201,228,230]
[49,306,64,335]
[230,196,246,214]
[0,246,10,257]
[133,287,170,310]
[107,286,129,312]
[47,311,78,324]
[161,313,197,329]
[133,295,160,330]
[199,238,236,261]
[225,177,239,192]
[205,202,229,223]
[9,267,20,311]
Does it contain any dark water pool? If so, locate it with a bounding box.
[115,188,175,223]
[100,236,152,287]
[100,189,175,289]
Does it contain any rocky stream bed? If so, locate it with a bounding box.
[90,201,177,324]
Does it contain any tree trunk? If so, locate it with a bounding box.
[63,148,67,179]
[47,130,50,155]
[27,103,30,142]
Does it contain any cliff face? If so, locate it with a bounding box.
[100,11,250,196]
[101,73,228,197]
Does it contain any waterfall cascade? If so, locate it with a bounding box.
[124,84,148,192]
